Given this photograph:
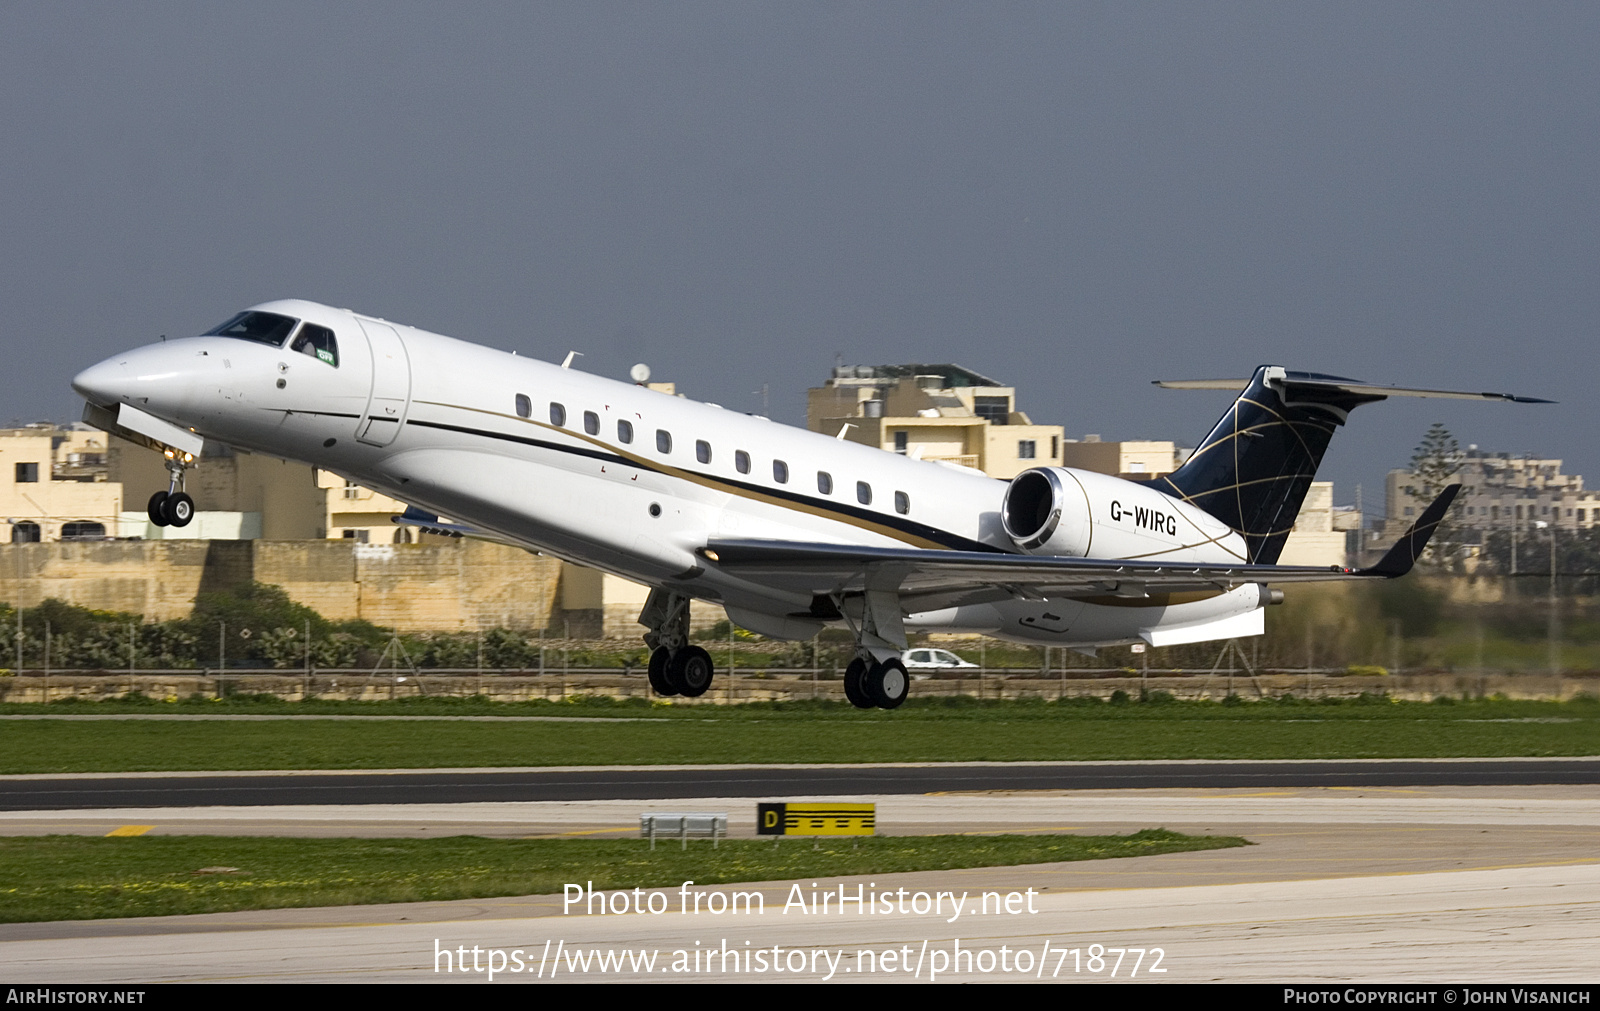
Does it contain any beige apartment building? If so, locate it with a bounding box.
[807,364,1065,479]
[318,470,418,543]
[1,425,123,543]
[1386,448,1600,538]
[1276,481,1363,565]
[1058,435,1187,480]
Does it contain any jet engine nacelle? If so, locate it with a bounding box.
[999,466,1245,563]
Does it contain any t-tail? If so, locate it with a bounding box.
[1139,366,1551,564]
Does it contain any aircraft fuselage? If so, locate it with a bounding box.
[73,299,1265,649]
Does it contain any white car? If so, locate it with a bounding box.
[900,648,980,675]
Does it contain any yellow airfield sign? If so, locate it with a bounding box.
[757,802,875,836]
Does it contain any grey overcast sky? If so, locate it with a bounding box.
[2,3,1595,511]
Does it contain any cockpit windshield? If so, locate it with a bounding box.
[205,311,299,347]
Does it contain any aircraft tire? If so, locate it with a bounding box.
[147,491,170,527]
[843,657,873,709]
[647,647,678,697]
[866,658,910,710]
[670,645,715,698]
[163,492,195,528]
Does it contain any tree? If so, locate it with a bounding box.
[1404,423,1465,567]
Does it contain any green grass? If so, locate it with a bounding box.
[0,696,1597,772]
[0,831,1243,923]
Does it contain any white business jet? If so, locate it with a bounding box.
[72,300,1545,709]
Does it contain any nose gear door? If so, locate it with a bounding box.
[355,317,412,447]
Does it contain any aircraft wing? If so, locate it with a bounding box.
[703,486,1459,611]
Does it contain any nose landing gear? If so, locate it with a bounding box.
[146,451,195,528]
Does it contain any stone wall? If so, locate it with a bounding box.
[0,539,564,630]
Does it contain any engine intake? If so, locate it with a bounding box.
[1001,468,1063,549]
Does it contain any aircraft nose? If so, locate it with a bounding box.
[72,357,132,407]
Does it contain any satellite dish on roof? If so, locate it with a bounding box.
[630,363,651,384]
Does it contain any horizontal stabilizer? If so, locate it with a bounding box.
[1359,484,1461,578]
[1155,370,1553,404]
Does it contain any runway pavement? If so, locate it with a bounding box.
[2,782,1599,982]
[6,756,1600,810]
[7,863,1596,983]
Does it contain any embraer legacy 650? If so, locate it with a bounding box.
[72,300,1546,709]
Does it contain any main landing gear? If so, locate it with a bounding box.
[146,450,195,528]
[843,654,910,710]
[835,589,912,711]
[639,589,714,698]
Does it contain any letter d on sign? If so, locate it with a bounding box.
[757,803,787,835]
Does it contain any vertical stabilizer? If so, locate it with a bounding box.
[1143,366,1546,562]
[1140,366,1384,563]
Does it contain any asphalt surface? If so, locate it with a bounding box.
[6,758,1600,810]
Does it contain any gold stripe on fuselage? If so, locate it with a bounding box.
[414,400,955,550]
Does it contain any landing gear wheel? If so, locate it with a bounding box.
[668,645,714,698]
[843,657,873,709]
[147,491,171,527]
[162,492,194,528]
[647,647,678,697]
[865,658,910,710]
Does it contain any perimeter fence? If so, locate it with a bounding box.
[0,667,1593,704]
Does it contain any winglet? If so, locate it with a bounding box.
[1360,484,1462,578]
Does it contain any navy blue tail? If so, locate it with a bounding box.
[1139,366,1386,564]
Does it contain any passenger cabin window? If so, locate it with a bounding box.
[583,411,599,435]
[205,311,299,347]
[857,481,872,505]
[773,460,789,484]
[656,430,672,454]
[817,471,833,495]
[895,491,910,515]
[550,403,567,426]
[514,394,532,419]
[617,420,634,444]
[735,450,750,474]
[290,324,339,366]
[696,440,711,464]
